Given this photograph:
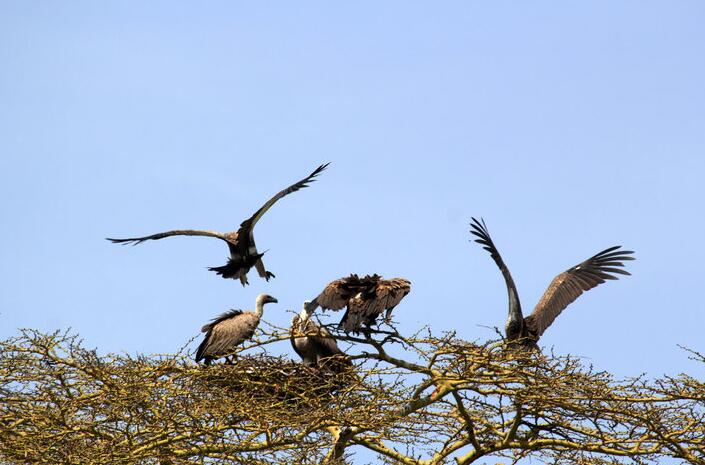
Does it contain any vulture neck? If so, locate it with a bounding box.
[254,299,266,318]
[299,307,310,323]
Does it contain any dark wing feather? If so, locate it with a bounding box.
[525,246,634,338]
[470,217,522,316]
[291,315,349,372]
[312,324,351,372]
[200,309,244,333]
[196,310,243,363]
[291,316,345,357]
[348,277,410,316]
[107,229,226,245]
[312,275,357,311]
[235,163,329,253]
[308,323,346,358]
[195,334,211,363]
[373,278,411,313]
[341,276,411,331]
[196,311,259,362]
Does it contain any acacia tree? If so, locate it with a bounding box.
[1,326,703,465]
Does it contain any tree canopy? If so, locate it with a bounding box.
[1,327,703,465]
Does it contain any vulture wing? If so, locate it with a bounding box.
[524,246,634,338]
[470,217,522,317]
[200,309,244,333]
[340,276,411,331]
[291,315,350,373]
[348,278,411,317]
[312,323,352,372]
[107,229,227,245]
[291,316,345,358]
[196,310,259,362]
[373,278,411,313]
[235,163,329,255]
[308,322,346,358]
[312,276,357,311]
[289,315,308,361]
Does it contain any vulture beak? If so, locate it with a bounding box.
[267,296,278,304]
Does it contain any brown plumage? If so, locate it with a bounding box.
[309,274,411,332]
[470,217,634,347]
[195,293,277,365]
[290,302,351,373]
[107,163,329,285]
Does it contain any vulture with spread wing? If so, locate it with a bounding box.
[107,163,329,285]
[307,274,411,332]
[470,218,634,347]
[195,293,277,365]
[290,301,351,372]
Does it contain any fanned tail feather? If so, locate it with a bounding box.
[208,253,263,281]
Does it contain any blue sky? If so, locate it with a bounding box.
[1,0,704,393]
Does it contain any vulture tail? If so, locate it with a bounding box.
[208,254,264,281]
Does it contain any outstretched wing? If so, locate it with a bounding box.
[236,163,330,250]
[350,278,411,317]
[107,229,227,245]
[375,278,411,310]
[340,276,411,331]
[524,246,634,338]
[470,217,522,316]
[312,276,356,311]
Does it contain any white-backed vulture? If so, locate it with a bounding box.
[195,293,277,365]
[290,301,350,372]
[308,274,411,332]
[107,163,329,285]
[470,217,634,347]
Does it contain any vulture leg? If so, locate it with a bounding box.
[255,258,275,281]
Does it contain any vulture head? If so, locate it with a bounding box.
[254,293,278,316]
[301,300,317,321]
[256,294,279,306]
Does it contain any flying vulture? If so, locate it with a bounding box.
[195,293,278,365]
[107,163,329,285]
[470,217,634,347]
[290,301,351,372]
[307,274,411,332]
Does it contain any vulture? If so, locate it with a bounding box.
[107,163,329,285]
[307,274,411,332]
[195,293,277,365]
[470,217,634,347]
[290,301,351,372]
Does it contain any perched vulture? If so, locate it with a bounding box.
[290,301,350,372]
[470,217,634,347]
[308,274,411,332]
[195,293,277,365]
[107,163,329,285]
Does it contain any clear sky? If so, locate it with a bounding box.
[1,0,703,431]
